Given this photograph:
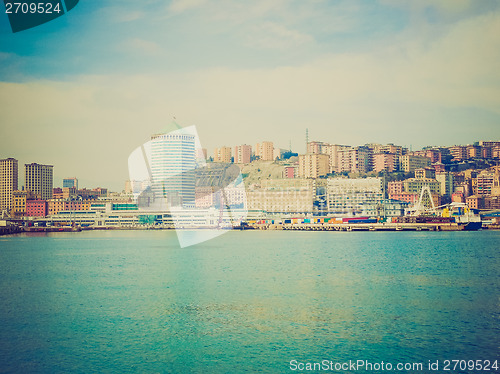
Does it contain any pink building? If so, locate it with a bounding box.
[389,193,419,204]
[338,146,372,173]
[307,141,327,154]
[26,199,47,217]
[373,153,397,173]
[466,195,483,209]
[387,181,404,195]
[284,166,296,179]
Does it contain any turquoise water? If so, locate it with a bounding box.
[0,230,499,373]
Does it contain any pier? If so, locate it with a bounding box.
[252,222,466,231]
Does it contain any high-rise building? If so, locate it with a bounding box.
[373,153,397,173]
[234,145,252,164]
[366,143,404,156]
[63,177,78,189]
[400,155,431,173]
[213,146,232,163]
[150,132,196,206]
[322,144,350,173]
[298,154,329,178]
[338,146,372,173]
[475,172,494,196]
[255,141,274,161]
[436,172,454,197]
[0,158,18,213]
[448,145,468,161]
[478,141,500,148]
[25,163,53,200]
[307,141,327,154]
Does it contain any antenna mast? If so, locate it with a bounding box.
[305,128,309,153]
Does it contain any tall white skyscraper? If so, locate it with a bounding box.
[150,131,196,206]
[0,158,18,213]
[25,163,53,200]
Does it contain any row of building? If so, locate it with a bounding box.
[0,158,109,218]
[210,140,500,180]
[213,142,289,164]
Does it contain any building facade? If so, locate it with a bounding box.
[214,146,232,163]
[12,190,27,217]
[63,177,78,189]
[255,141,274,161]
[400,155,431,173]
[436,172,454,198]
[403,178,441,195]
[25,163,53,200]
[150,132,196,206]
[26,199,48,217]
[415,167,435,179]
[0,158,18,214]
[298,154,329,179]
[373,153,397,173]
[326,177,383,214]
[234,145,252,164]
[246,189,313,214]
[338,146,372,174]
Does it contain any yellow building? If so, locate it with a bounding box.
[400,155,431,173]
[213,147,232,163]
[48,199,66,215]
[298,154,329,178]
[12,190,27,218]
[255,141,275,161]
[0,158,18,214]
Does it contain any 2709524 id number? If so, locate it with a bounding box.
[443,360,498,371]
[5,2,62,14]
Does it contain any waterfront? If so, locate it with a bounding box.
[0,231,499,373]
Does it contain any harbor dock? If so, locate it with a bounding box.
[252,222,467,231]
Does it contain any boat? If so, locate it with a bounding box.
[404,186,482,231]
[441,202,482,231]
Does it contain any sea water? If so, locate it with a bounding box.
[0,230,499,373]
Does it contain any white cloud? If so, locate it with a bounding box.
[168,0,207,14]
[119,38,163,56]
[247,22,314,49]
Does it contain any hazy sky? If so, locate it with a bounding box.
[1,0,499,190]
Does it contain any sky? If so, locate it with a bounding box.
[0,0,499,191]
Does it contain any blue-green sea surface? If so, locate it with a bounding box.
[0,230,499,373]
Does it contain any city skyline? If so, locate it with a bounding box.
[1,1,500,190]
[3,136,499,194]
